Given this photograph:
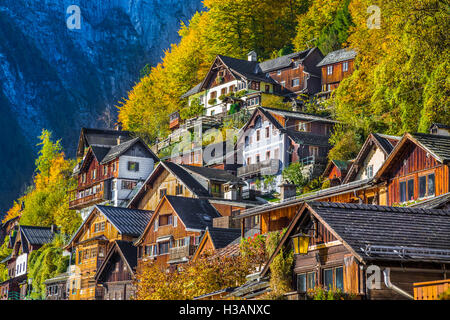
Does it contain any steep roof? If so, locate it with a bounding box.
[180,82,202,99]
[216,55,273,83]
[316,48,357,67]
[20,226,55,246]
[259,48,314,72]
[408,192,450,210]
[163,161,211,197]
[181,164,241,183]
[372,133,400,155]
[95,240,138,281]
[412,133,450,162]
[207,227,241,249]
[260,106,337,124]
[77,127,133,157]
[100,137,159,164]
[165,195,221,230]
[283,129,331,147]
[431,123,450,129]
[95,205,153,237]
[90,146,111,163]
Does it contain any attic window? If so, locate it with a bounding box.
[343,61,349,72]
[327,65,333,75]
[128,161,139,172]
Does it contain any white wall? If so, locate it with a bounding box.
[355,146,386,180]
[15,253,27,277]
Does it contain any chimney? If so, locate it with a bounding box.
[279,181,297,201]
[117,135,122,145]
[248,51,257,62]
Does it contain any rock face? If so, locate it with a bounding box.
[0,0,203,215]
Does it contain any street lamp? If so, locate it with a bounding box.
[291,233,311,255]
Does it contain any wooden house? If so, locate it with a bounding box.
[69,135,159,220]
[134,195,221,268]
[316,48,357,99]
[181,48,323,117]
[95,240,138,300]
[236,106,336,194]
[429,123,450,136]
[261,202,450,300]
[0,225,56,299]
[192,227,241,261]
[127,160,248,211]
[374,133,450,206]
[322,160,352,186]
[64,205,152,300]
[0,216,20,246]
[44,272,69,300]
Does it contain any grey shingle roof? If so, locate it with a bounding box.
[283,129,331,147]
[100,137,158,164]
[90,146,111,163]
[82,128,133,148]
[181,164,241,183]
[408,192,450,209]
[95,205,153,237]
[259,49,313,72]
[115,240,138,271]
[163,161,211,197]
[412,133,450,162]
[181,82,202,99]
[20,226,55,246]
[165,195,221,230]
[207,227,241,250]
[307,201,450,262]
[260,106,337,124]
[431,123,450,129]
[372,133,401,154]
[316,48,357,67]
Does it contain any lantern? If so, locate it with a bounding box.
[291,233,311,255]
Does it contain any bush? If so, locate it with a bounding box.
[208,98,217,105]
[307,286,356,300]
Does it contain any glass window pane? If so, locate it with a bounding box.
[428,174,435,196]
[307,272,316,290]
[335,267,343,290]
[419,176,427,198]
[297,274,306,292]
[407,179,414,201]
[400,181,406,202]
[324,269,333,290]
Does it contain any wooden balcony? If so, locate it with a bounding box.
[168,245,196,264]
[69,182,108,210]
[414,279,450,300]
[237,159,280,178]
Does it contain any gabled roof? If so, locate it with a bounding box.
[343,133,401,183]
[164,195,221,230]
[260,106,337,124]
[316,48,357,67]
[95,240,138,281]
[99,137,159,164]
[261,201,450,277]
[95,205,153,237]
[20,226,55,246]
[180,82,202,99]
[77,127,133,157]
[181,165,242,184]
[90,146,111,163]
[259,48,315,72]
[408,192,450,210]
[322,159,352,178]
[375,133,450,180]
[192,227,241,261]
[66,206,153,249]
[430,123,450,129]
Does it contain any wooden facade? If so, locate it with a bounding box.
[320,59,354,93]
[414,279,450,300]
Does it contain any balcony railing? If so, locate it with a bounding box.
[237,159,280,178]
[69,182,107,210]
[168,245,196,263]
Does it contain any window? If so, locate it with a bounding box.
[324,267,344,290]
[327,65,333,75]
[98,246,105,258]
[158,241,170,255]
[342,61,349,72]
[428,173,435,196]
[212,184,221,194]
[324,268,333,289]
[94,221,105,233]
[159,188,167,199]
[122,180,136,190]
[112,162,117,172]
[247,157,251,165]
[103,166,107,176]
[298,122,307,132]
[419,175,427,198]
[280,81,286,87]
[221,87,227,96]
[176,184,183,195]
[159,214,172,226]
[307,272,316,291]
[245,136,249,147]
[293,60,300,69]
[297,274,306,292]
[210,91,217,99]
[407,179,414,201]
[292,78,300,87]
[266,151,270,160]
[92,169,97,180]
[335,267,343,290]
[229,85,235,92]
[310,146,319,158]
[277,70,281,76]
[256,130,260,141]
[256,154,260,163]
[400,181,407,203]
[265,127,270,138]
[265,85,270,92]
[366,165,374,178]
[127,161,139,172]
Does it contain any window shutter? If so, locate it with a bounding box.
[173,216,177,227]
[135,162,139,171]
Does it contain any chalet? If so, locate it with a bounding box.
[374,132,450,206]
[261,202,450,300]
[316,48,357,99]
[95,240,138,300]
[181,48,324,117]
[0,225,56,300]
[69,134,159,220]
[76,127,133,159]
[236,106,336,194]
[64,205,152,300]
[322,160,352,187]
[127,160,248,211]
[192,227,241,261]
[44,272,69,300]
[0,215,20,247]
[134,195,221,268]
